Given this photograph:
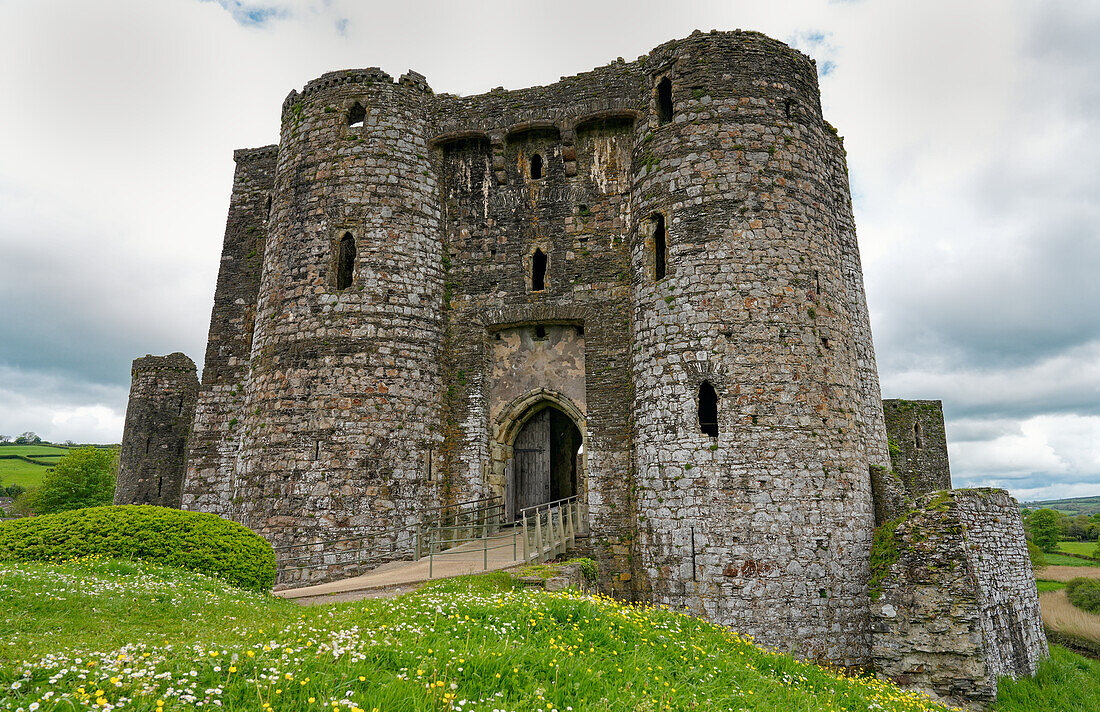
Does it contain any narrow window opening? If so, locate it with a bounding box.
[531,248,547,291]
[314,440,321,461]
[814,269,821,294]
[265,195,272,217]
[347,102,365,128]
[337,232,356,290]
[698,381,719,437]
[914,422,923,450]
[785,99,793,119]
[652,213,668,280]
[530,153,543,180]
[145,439,151,455]
[427,448,434,482]
[535,325,547,340]
[657,76,673,124]
[178,397,184,416]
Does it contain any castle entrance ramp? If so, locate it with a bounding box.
[276,496,587,605]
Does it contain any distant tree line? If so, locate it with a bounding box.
[1022,507,1100,556]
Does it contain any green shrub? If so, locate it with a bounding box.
[18,445,116,514]
[1066,577,1100,615]
[1028,539,1048,569]
[0,505,274,591]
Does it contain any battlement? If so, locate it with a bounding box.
[232,145,278,163]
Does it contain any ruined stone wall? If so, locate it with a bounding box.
[226,69,445,584]
[627,32,880,666]
[116,353,199,507]
[182,146,276,516]
[870,489,1047,705]
[431,62,643,597]
[884,399,952,498]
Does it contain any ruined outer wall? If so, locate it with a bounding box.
[182,146,276,516]
[870,489,1046,704]
[883,399,952,498]
[430,62,644,597]
[229,69,444,583]
[628,31,881,666]
[116,353,199,507]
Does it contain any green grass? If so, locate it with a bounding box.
[0,558,965,712]
[0,459,50,489]
[2,559,1098,711]
[1043,553,1099,567]
[0,445,68,457]
[996,645,1100,711]
[0,444,69,489]
[1038,580,1068,592]
[1057,541,1099,558]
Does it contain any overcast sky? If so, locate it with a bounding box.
[0,0,1096,502]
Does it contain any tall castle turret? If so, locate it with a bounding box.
[223,69,445,553]
[627,33,887,665]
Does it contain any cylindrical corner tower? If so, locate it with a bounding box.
[629,31,886,665]
[116,352,199,507]
[231,69,445,578]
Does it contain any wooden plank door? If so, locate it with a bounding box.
[513,409,551,518]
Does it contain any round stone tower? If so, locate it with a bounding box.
[629,31,887,665]
[232,69,444,563]
[116,352,199,508]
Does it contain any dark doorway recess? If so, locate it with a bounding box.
[532,248,547,291]
[530,153,543,179]
[699,381,719,437]
[337,233,356,290]
[652,213,667,280]
[509,405,581,520]
[347,102,365,128]
[657,77,673,124]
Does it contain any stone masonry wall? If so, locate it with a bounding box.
[227,70,445,585]
[870,489,1046,705]
[628,32,881,666]
[884,399,952,498]
[182,146,276,516]
[116,353,199,507]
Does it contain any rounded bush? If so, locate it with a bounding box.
[0,505,274,591]
[1066,577,1100,615]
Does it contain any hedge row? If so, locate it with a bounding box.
[0,505,275,591]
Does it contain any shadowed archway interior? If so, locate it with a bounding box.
[508,403,581,519]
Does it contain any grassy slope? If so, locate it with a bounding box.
[0,559,1097,712]
[0,445,68,489]
[0,446,68,457]
[0,559,958,712]
[1056,541,1099,558]
[1043,553,1098,567]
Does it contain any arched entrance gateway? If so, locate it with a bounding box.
[497,393,585,522]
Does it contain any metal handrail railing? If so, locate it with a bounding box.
[273,495,504,584]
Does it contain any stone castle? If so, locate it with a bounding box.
[115,30,1046,704]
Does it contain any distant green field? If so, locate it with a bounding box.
[0,444,69,490]
[1044,552,1100,567]
[1024,495,1100,517]
[1058,540,1100,558]
[1037,580,1068,592]
[0,445,67,457]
